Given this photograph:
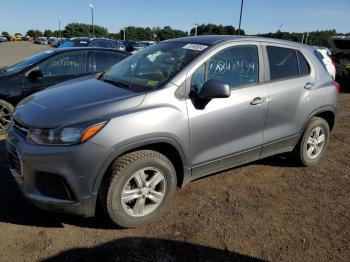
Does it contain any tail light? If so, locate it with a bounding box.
[332,80,340,93]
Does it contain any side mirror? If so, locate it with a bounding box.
[198,79,231,100]
[28,69,43,82]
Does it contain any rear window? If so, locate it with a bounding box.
[267,46,299,80]
[334,40,350,50]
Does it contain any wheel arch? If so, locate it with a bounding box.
[92,137,191,198]
[304,106,336,133]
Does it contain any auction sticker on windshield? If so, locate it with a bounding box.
[183,44,208,51]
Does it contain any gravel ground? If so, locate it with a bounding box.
[0,41,51,68]
[0,43,349,262]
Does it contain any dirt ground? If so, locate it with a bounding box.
[0,43,349,262]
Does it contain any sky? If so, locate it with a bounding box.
[0,0,349,35]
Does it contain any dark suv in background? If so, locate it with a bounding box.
[0,47,130,134]
[328,36,350,87]
[58,38,117,49]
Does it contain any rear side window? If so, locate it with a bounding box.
[297,51,310,75]
[267,46,299,81]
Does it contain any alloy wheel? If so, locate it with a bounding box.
[306,127,326,159]
[119,167,166,217]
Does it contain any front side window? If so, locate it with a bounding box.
[39,51,88,77]
[103,42,207,90]
[190,45,259,93]
[267,46,299,81]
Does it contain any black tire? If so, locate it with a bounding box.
[293,117,330,166]
[0,99,14,135]
[99,150,177,228]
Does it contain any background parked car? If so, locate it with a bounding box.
[47,37,57,46]
[0,36,8,42]
[0,47,130,134]
[34,37,48,45]
[51,38,66,48]
[58,38,117,49]
[11,34,22,41]
[328,36,350,86]
[315,47,336,79]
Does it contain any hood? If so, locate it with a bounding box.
[328,36,350,55]
[14,78,146,128]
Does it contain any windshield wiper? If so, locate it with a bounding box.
[102,78,131,89]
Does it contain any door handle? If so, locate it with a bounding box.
[250,97,265,105]
[304,82,314,90]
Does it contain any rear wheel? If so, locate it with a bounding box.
[99,150,177,228]
[0,100,14,135]
[293,117,330,166]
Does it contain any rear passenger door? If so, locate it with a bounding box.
[92,51,128,73]
[261,44,313,157]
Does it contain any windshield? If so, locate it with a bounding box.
[103,42,208,90]
[59,40,89,48]
[1,50,54,75]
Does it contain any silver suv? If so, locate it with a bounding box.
[7,36,339,228]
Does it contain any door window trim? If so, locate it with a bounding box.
[38,50,89,77]
[261,43,313,83]
[185,41,265,97]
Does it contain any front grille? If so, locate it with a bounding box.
[13,119,29,137]
[7,143,21,175]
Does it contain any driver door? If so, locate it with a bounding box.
[23,50,91,94]
[186,43,268,178]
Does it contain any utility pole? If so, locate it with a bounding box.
[305,32,309,45]
[122,28,126,41]
[194,23,199,36]
[89,4,94,37]
[58,17,61,38]
[238,0,244,35]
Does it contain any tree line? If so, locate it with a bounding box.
[2,23,348,46]
[258,29,350,47]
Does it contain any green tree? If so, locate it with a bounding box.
[64,23,108,38]
[44,29,53,37]
[26,30,43,38]
[1,31,9,36]
[189,24,244,36]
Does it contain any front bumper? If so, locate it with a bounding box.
[6,126,113,217]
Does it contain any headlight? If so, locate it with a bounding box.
[28,120,107,146]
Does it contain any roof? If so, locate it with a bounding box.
[49,47,129,54]
[166,35,308,49]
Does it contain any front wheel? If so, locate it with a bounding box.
[99,150,177,228]
[293,117,330,166]
[0,99,14,135]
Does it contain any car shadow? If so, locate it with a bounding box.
[253,154,301,168]
[43,237,266,262]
